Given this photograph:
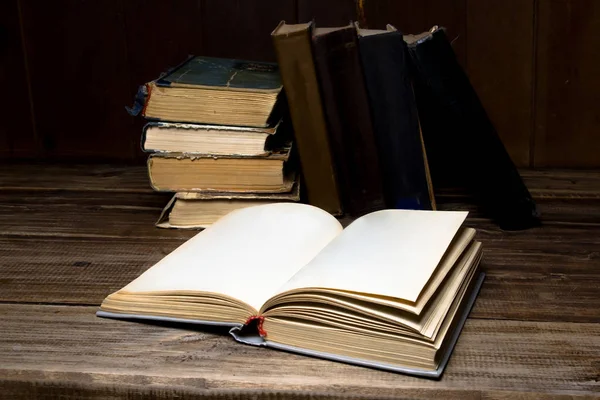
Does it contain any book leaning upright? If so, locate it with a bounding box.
[97,203,484,378]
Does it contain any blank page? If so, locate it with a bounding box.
[122,203,342,311]
[277,209,468,302]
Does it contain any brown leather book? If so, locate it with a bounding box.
[272,21,342,215]
[312,25,385,216]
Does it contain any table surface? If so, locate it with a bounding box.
[0,164,599,399]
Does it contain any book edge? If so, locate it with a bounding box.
[229,272,485,378]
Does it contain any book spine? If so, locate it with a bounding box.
[312,27,385,216]
[407,28,539,229]
[272,22,342,215]
[357,31,435,210]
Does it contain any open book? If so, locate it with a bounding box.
[97,203,484,378]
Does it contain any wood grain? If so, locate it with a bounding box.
[201,0,297,62]
[18,0,136,161]
[0,236,185,305]
[360,0,467,66]
[466,0,534,167]
[0,164,150,192]
[1,304,599,397]
[122,0,203,163]
[1,222,598,323]
[534,0,600,167]
[0,0,36,159]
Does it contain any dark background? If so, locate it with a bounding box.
[1,0,598,167]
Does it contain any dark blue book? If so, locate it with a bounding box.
[357,25,435,211]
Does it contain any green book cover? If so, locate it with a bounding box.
[156,56,282,92]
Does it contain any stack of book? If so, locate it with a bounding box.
[133,56,300,229]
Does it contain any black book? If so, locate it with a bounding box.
[312,25,385,216]
[406,27,539,230]
[357,25,435,210]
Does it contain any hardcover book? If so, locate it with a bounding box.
[356,25,436,211]
[142,120,289,157]
[131,56,283,127]
[406,27,539,230]
[147,145,295,193]
[312,25,385,216]
[272,21,342,215]
[156,181,301,229]
[97,203,484,378]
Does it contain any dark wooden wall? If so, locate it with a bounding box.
[1,0,598,167]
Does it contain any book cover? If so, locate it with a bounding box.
[357,25,436,211]
[272,21,342,215]
[312,25,385,216]
[155,56,282,92]
[406,27,539,230]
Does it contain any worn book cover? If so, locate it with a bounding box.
[272,21,342,215]
[312,25,385,216]
[128,56,283,127]
[357,25,435,211]
[406,27,539,229]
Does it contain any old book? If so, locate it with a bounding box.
[312,25,385,216]
[97,203,484,378]
[147,146,295,193]
[142,120,289,156]
[132,56,282,127]
[356,25,436,210]
[272,21,342,215]
[406,27,539,230]
[156,181,301,229]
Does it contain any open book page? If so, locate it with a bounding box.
[275,209,468,303]
[121,203,343,311]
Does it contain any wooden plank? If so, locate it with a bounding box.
[18,0,136,161]
[200,0,297,62]
[0,164,150,192]
[2,165,597,199]
[466,0,534,167]
[438,198,600,225]
[0,304,598,397]
[521,169,600,199]
[1,220,598,324]
[123,0,203,89]
[122,0,203,163]
[534,0,600,167]
[0,202,194,240]
[0,0,37,159]
[0,236,185,305]
[297,0,357,26]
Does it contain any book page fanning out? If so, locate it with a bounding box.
[119,203,343,312]
[276,209,468,303]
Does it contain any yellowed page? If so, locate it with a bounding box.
[277,209,468,303]
[121,203,342,311]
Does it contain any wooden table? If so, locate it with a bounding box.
[1,164,599,399]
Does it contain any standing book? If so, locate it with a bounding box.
[357,25,435,210]
[272,21,342,215]
[312,25,385,216]
[97,203,484,378]
[406,27,538,229]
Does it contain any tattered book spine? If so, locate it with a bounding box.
[357,28,435,210]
